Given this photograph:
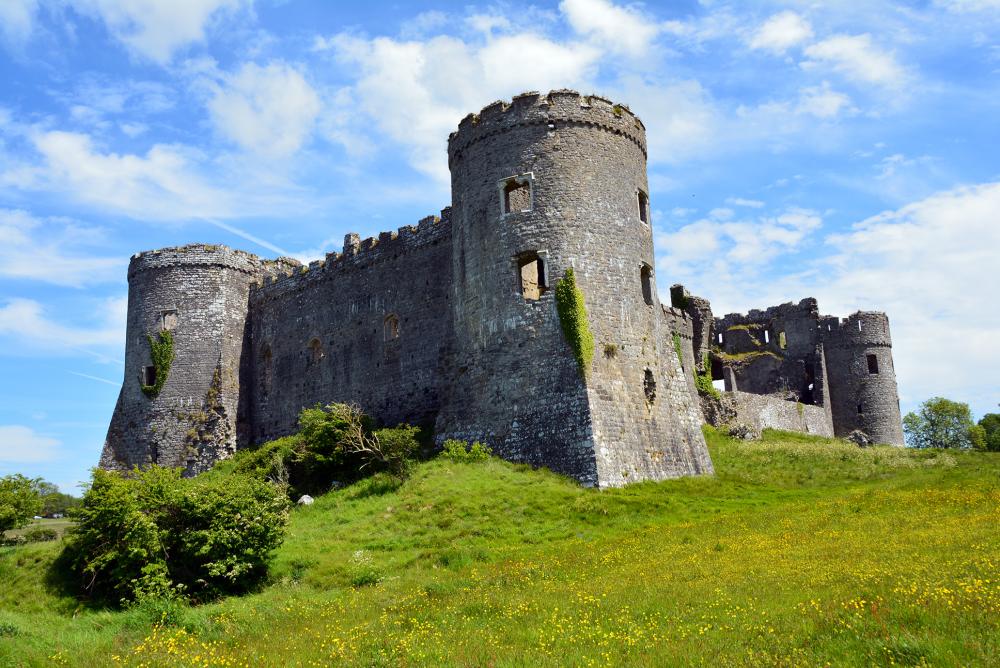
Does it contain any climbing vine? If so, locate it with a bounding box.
[672,332,684,367]
[694,352,720,399]
[555,268,594,378]
[141,330,175,398]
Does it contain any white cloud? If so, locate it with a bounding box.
[207,62,321,157]
[803,34,908,89]
[797,82,855,118]
[560,0,659,57]
[0,425,60,463]
[0,209,122,286]
[0,296,125,358]
[935,0,1000,11]
[725,197,765,208]
[748,11,813,54]
[619,78,718,164]
[19,130,234,220]
[70,0,246,64]
[0,0,37,46]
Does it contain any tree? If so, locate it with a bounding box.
[902,397,978,449]
[977,413,1000,452]
[0,474,42,533]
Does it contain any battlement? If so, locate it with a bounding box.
[447,89,647,163]
[128,244,261,278]
[821,311,893,347]
[249,209,452,302]
[717,298,819,327]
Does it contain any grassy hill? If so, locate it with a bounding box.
[1,428,997,666]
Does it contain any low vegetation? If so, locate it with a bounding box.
[1,428,997,666]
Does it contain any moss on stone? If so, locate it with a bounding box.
[672,332,684,367]
[141,330,175,398]
[694,352,720,399]
[716,350,783,365]
[555,268,594,378]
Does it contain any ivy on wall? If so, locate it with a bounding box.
[694,352,720,399]
[672,332,684,367]
[555,268,594,378]
[141,330,175,398]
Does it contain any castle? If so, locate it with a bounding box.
[100,90,904,488]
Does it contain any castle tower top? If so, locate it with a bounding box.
[448,90,647,166]
[128,244,261,279]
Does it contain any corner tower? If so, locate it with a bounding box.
[100,245,260,475]
[822,311,905,445]
[435,90,712,487]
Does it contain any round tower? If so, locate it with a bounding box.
[435,90,711,486]
[822,311,905,445]
[100,245,260,474]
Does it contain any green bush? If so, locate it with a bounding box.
[63,466,289,605]
[22,526,58,543]
[903,397,978,449]
[694,353,720,399]
[0,474,41,533]
[440,439,493,462]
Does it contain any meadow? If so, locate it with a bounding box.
[0,428,997,667]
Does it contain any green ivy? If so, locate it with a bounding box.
[672,332,684,367]
[142,330,175,398]
[555,268,594,378]
[694,352,720,399]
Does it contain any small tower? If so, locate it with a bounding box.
[100,245,260,475]
[823,311,905,444]
[435,90,711,486]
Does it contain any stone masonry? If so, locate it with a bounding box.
[100,90,904,486]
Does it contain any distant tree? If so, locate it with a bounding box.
[0,474,42,533]
[26,479,81,517]
[977,413,1000,452]
[902,397,978,449]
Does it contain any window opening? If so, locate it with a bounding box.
[778,331,787,349]
[764,330,770,344]
[857,320,862,332]
[643,368,656,403]
[640,264,654,306]
[141,366,156,387]
[717,332,723,345]
[637,190,649,224]
[857,402,864,415]
[160,309,177,331]
[502,177,532,214]
[867,354,879,374]
[309,338,324,365]
[517,253,546,300]
[384,314,400,341]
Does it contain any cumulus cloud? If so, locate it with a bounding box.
[0,209,122,286]
[0,296,125,360]
[560,0,659,57]
[207,62,321,157]
[70,0,246,64]
[748,11,813,54]
[797,82,855,118]
[803,34,908,89]
[0,425,60,463]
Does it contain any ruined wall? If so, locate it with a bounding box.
[248,215,452,444]
[821,312,904,445]
[436,90,711,487]
[100,245,260,474]
[702,391,834,437]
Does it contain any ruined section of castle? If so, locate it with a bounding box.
[100,90,904,487]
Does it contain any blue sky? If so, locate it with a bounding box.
[0,0,997,492]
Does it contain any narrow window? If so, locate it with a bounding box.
[640,264,654,306]
[502,177,531,214]
[778,331,787,349]
[141,366,156,387]
[637,190,649,224]
[309,338,324,365]
[643,368,656,403]
[717,332,724,345]
[160,309,177,331]
[764,330,770,344]
[517,252,546,300]
[867,354,879,374]
[384,314,400,341]
[857,320,862,332]
[857,402,864,415]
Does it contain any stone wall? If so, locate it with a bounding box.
[702,391,834,437]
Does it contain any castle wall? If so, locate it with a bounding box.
[702,391,834,437]
[821,312,904,445]
[436,90,710,487]
[247,215,452,444]
[100,245,260,474]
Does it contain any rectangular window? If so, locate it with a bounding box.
[161,309,177,331]
[867,354,879,374]
[637,190,649,224]
[640,264,654,306]
[518,254,545,300]
[141,366,156,387]
[501,175,532,214]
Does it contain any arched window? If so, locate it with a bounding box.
[637,190,649,224]
[308,338,324,365]
[384,314,400,341]
[640,264,655,306]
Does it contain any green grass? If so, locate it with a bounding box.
[3,518,74,540]
[1,428,998,667]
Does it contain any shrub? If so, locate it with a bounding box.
[22,526,58,543]
[347,549,382,587]
[63,466,289,605]
[0,474,41,533]
[903,397,978,449]
[440,439,492,462]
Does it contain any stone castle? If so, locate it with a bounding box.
[100,90,904,488]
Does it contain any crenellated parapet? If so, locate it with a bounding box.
[820,311,893,348]
[128,244,261,278]
[448,89,647,166]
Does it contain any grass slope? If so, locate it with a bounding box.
[1,428,997,667]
